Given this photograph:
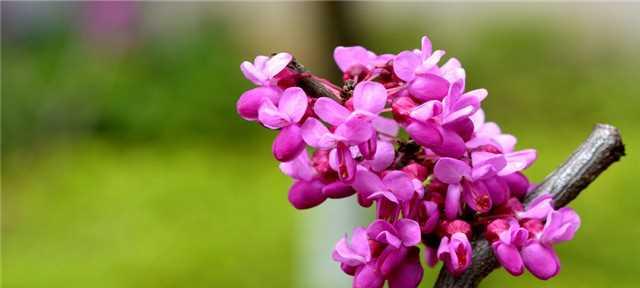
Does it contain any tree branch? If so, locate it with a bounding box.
[434,123,625,288]
[287,58,343,101]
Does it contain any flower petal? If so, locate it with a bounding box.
[541,208,581,245]
[278,87,308,123]
[301,118,335,149]
[272,125,306,162]
[387,247,424,288]
[288,180,326,209]
[353,262,385,288]
[492,242,524,276]
[406,121,443,148]
[393,51,421,82]
[463,181,492,213]
[240,61,267,85]
[313,97,351,126]
[333,227,371,267]
[258,99,290,129]
[264,52,292,78]
[279,151,314,181]
[409,74,450,102]
[367,220,400,248]
[499,149,537,176]
[372,117,399,138]
[382,171,415,202]
[334,117,373,145]
[394,219,421,246]
[333,46,374,72]
[353,81,387,115]
[322,181,356,199]
[434,158,471,184]
[409,100,442,122]
[364,140,395,172]
[521,241,560,280]
[421,35,433,59]
[236,87,280,121]
[352,167,386,201]
[517,194,553,220]
[430,128,466,158]
[445,183,462,219]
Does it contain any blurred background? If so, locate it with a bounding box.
[2,2,639,287]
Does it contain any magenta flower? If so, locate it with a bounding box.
[236,86,281,121]
[302,81,388,182]
[334,46,394,79]
[280,150,355,209]
[240,52,292,86]
[333,227,372,268]
[258,87,308,162]
[367,219,421,249]
[236,34,580,286]
[490,219,529,275]
[393,36,450,102]
[437,232,472,276]
[314,80,387,124]
[334,220,423,288]
[489,201,580,280]
[405,88,487,156]
[433,155,502,218]
[352,167,416,215]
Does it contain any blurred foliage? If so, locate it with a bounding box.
[3,4,639,288]
[2,21,257,153]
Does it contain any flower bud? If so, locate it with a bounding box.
[391,96,417,124]
[521,218,544,237]
[288,180,326,209]
[402,162,429,181]
[485,219,510,243]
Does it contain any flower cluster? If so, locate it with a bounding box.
[236,35,581,287]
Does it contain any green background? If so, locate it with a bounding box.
[3,2,638,287]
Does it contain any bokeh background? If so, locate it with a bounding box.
[3,2,639,287]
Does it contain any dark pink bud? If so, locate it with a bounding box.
[275,68,299,89]
[340,263,357,276]
[288,180,326,209]
[392,96,417,124]
[484,177,510,206]
[445,220,472,239]
[463,181,492,214]
[368,239,385,258]
[322,182,355,199]
[402,162,428,181]
[502,172,530,199]
[272,125,305,162]
[443,118,475,142]
[486,219,510,243]
[521,219,544,237]
[312,149,338,183]
[344,98,354,111]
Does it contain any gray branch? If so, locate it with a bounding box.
[434,124,625,288]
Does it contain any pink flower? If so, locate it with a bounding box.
[352,167,416,214]
[437,232,472,276]
[240,52,292,86]
[489,205,580,280]
[258,87,308,161]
